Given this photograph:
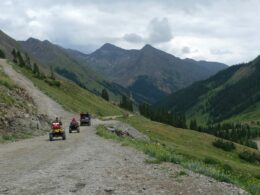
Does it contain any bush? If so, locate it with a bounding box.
[212,139,236,151]
[203,157,220,165]
[222,163,233,174]
[239,150,260,165]
[44,78,61,87]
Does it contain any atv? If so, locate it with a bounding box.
[80,113,91,126]
[69,122,80,133]
[49,122,66,141]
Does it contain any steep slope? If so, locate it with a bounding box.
[68,43,227,103]
[0,30,23,59]
[0,59,49,141]
[156,55,260,124]
[19,38,130,101]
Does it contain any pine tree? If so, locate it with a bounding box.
[16,51,25,67]
[11,49,17,63]
[101,89,109,101]
[0,49,5,58]
[50,66,55,79]
[190,119,197,130]
[25,53,31,69]
[33,63,40,77]
[120,95,133,111]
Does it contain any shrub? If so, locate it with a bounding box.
[44,78,61,87]
[222,163,233,174]
[212,139,236,151]
[239,150,260,165]
[203,157,220,165]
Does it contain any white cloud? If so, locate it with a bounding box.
[147,17,173,43]
[0,0,259,64]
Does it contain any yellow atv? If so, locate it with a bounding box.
[49,122,66,141]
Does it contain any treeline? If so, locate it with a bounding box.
[139,103,187,128]
[120,95,133,111]
[189,120,259,149]
[11,49,60,87]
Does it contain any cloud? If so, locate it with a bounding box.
[147,18,173,43]
[210,49,232,55]
[0,0,259,64]
[123,33,143,43]
[182,46,191,54]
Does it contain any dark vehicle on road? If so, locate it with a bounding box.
[69,118,80,133]
[80,113,91,126]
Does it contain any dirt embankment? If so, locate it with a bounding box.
[0,60,50,139]
[0,59,248,195]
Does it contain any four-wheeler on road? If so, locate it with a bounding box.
[69,118,80,133]
[80,113,91,126]
[50,113,91,140]
[49,121,66,141]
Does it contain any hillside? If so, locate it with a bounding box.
[1,59,258,194]
[156,55,260,124]
[0,59,49,141]
[19,38,130,101]
[68,43,227,103]
[9,60,124,117]
[0,30,23,59]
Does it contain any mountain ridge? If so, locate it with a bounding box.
[67,42,227,103]
[155,55,260,124]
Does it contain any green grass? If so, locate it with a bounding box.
[12,63,124,117]
[97,116,260,194]
[0,69,17,106]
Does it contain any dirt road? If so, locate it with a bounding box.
[0,60,247,194]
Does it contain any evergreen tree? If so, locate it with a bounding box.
[101,89,109,101]
[16,51,25,67]
[190,119,198,130]
[120,95,133,111]
[50,66,55,79]
[33,63,40,77]
[11,49,17,63]
[0,49,5,58]
[25,53,31,69]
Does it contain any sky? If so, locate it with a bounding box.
[0,0,260,65]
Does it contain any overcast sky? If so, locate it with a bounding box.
[0,0,260,65]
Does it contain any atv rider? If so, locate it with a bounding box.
[70,117,79,129]
[53,117,62,126]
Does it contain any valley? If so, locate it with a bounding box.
[0,59,250,195]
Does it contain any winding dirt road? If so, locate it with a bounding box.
[0,60,247,195]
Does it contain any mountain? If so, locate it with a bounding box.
[0,30,23,59]
[19,38,130,101]
[156,55,260,124]
[67,43,227,103]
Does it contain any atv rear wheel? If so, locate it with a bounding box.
[69,128,72,133]
[62,132,66,140]
[77,128,80,133]
[49,133,53,141]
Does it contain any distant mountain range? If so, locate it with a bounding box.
[66,43,227,103]
[1,29,227,104]
[18,38,131,101]
[156,55,260,124]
